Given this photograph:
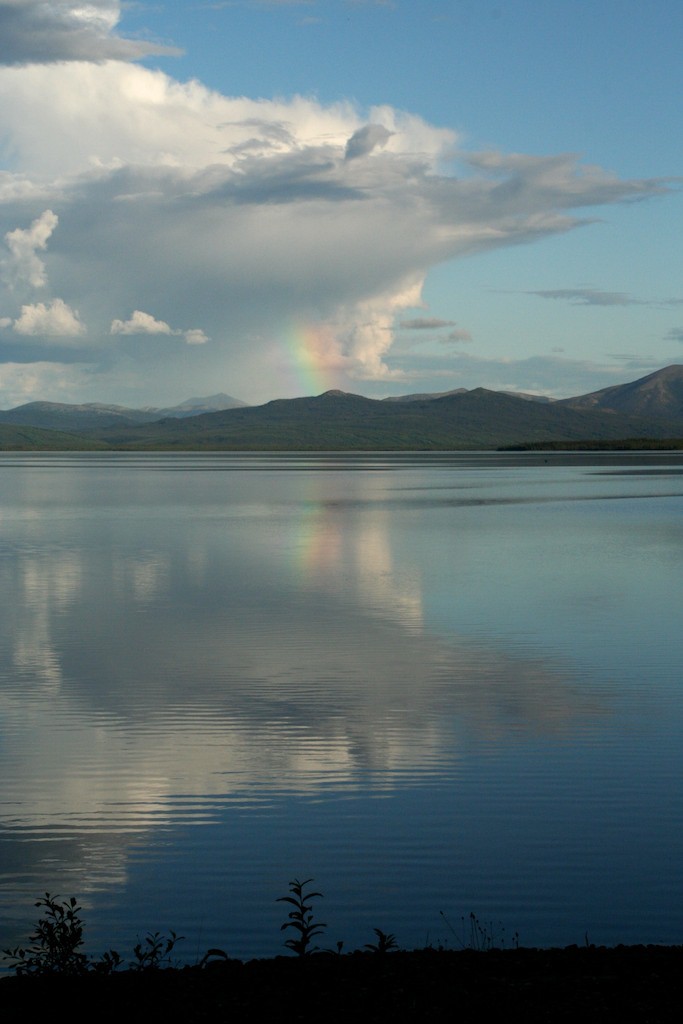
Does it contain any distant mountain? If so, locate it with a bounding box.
[83,374,683,451]
[385,388,552,404]
[560,365,683,420]
[0,394,247,432]
[500,391,554,404]
[383,388,468,402]
[3,367,683,451]
[0,401,159,431]
[149,394,249,418]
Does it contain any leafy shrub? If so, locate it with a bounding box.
[2,893,89,976]
[2,893,184,975]
[130,930,184,971]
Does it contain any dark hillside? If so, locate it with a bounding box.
[560,364,683,420]
[85,387,683,450]
[4,366,683,451]
[0,423,108,450]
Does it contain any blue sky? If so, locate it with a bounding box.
[0,0,680,407]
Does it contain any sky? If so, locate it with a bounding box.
[0,0,681,409]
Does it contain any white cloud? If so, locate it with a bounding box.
[0,62,371,180]
[2,209,58,290]
[111,310,175,336]
[12,298,85,336]
[333,277,425,381]
[111,310,209,345]
[183,328,209,346]
[0,1,180,65]
[0,210,89,345]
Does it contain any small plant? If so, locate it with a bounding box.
[90,948,124,975]
[198,947,230,968]
[277,877,326,956]
[2,893,89,976]
[439,910,518,951]
[130,929,184,971]
[464,911,495,951]
[364,927,398,954]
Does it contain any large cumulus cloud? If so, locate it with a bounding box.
[0,59,672,406]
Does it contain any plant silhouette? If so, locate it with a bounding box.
[277,878,326,956]
[2,893,89,975]
[364,928,398,954]
[131,930,184,971]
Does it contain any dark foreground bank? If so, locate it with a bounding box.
[2,945,682,1022]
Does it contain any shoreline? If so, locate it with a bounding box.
[2,944,682,1021]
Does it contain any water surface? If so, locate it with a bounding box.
[1,452,682,960]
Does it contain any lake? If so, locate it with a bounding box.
[1,451,682,963]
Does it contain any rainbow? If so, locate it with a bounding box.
[281,320,340,397]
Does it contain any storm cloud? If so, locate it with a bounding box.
[0,59,673,407]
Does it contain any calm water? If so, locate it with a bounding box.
[1,451,682,962]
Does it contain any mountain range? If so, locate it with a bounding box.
[2,366,683,451]
[0,393,245,431]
